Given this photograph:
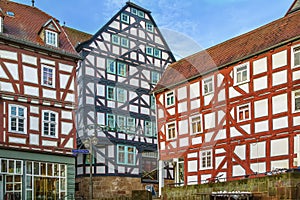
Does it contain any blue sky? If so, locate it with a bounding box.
[14,0,295,58]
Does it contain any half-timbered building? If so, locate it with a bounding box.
[153,0,300,194]
[73,2,175,198]
[0,1,80,199]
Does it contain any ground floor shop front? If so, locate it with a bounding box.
[0,149,75,200]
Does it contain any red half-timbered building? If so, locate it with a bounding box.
[0,1,80,199]
[153,0,300,194]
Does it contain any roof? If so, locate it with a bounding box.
[153,5,300,93]
[63,26,92,47]
[286,0,300,15]
[0,0,78,57]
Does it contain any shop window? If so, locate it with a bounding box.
[9,105,26,134]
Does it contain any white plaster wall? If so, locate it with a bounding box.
[272,50,287,69]
[293,70,300,81]
[254,99,268,118]
[250,141,266,159]
[271,159,289,169]
[229,87,241,98]
[273,116,288,130]
[9,137,26,144]
[233,165,245,177]
[187,176,198,185]
[43,89,56,99]
[234,145,246,160]
[190,82,200,99]
[60,74,70,89]
[215,156,225,169]
[177,86,187,100]
[253,76,268,91]
[204,112,215,130]
[215,129,226,140]
[61,111,72,120]
[24,86,39,96]
[204,93,213,106]
[29,134,39,145]
[179,137,189,147]
[41,58,55,65]
[59,63,73,73]
[192,137,202,145]
[271,138,288,157]
[42,140,57,146]
[272,70,287,86]
[250,162,266,173]
[23,66,38,84]
[178,102,187,113]
[61,122,73,135]
[255,120,269,133]
[30,117,39,131]
[230,126,242,137]
[253,57,267,75]
[0,50,17,60]
[272,94,287,114]
[6,63,19,80]
[178,119,188,135]
[188,160,198,172]
[190,99,200,110]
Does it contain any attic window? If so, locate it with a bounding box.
[45,30,58,47]
[6,11,14,17]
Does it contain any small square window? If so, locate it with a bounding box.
[112,35,120,45]
[237,103,250,122]
[146,22,154,32]
[107,59,116,74]
[42,65,55,87]
[146,46,153,56]
[293,46,300,68]
[117,62,127,77]
[107,86,115,100]
[131,8,138,15]
[121,13,129,24]
[151,71,160,84]
[166,122,177,140]
[293,90,300,112]
[117,88,126,103]
[121,37,129,48]
[45,30,57,47]
[138,10,144,18]
[203,77,214,95]
[166,91,175,107]
[153,48,161,58]
[200,150,212,170]
[234,63,249,85]
[190,115,202,135]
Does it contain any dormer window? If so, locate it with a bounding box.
[45,30,58,47]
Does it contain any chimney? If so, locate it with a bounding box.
[31,0,35,7]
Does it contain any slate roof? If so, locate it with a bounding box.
[62,26,92,47]
[153,1,300,93]
[0,0,78,57]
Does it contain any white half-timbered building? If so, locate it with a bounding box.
[73,2,175,198]
[0,1,80,199]
[153,0,300,194]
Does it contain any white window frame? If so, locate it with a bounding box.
[107,59,116,74]
[42,64,55,88]
[8,105,27,134]
[42,110,58,138]
[121,13,129,24]
[202,76,214,95]
[234,62,250,85]
[144,121,153,137]
[153,48,161,58]
[107,114,115,129]
[237,103,251,122]
[117,145,136,165]
[200,149,213,170]
[117,116,126,132]
[45,30,58,47]
[146,46,153,56]
[112,34,120,45]
[151,71,160,84]
[165,91,175,107]
[131,8,138,15]
[127,117,136,134]
[292,90,300,113]
[137,10,144,18]
[117,62,127,77]
[146,22,154,32]
[292,45,300,68]
[117,88,127,103]
[120,37,129,48]
[166,122,177,141]
[190,114,202,135]
[107,86,116,100]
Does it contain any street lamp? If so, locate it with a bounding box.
[82,134,98,200]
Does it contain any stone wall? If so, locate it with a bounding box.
[76,176,157,199]
[162,171,300,200]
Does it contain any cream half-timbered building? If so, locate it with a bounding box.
[74,2,175,198]
[153,0,300,193]
[0,1,79,199]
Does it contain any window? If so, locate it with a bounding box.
[146,46,153,56]
[166,122,177,140]
[144,121,153,137]
[203,77,214,95]
[107,59,116,74]
[146,22,154,32]
[127,117,135,133]
[107,114,115,128]
[150,95,156,110]
[153,48,161,58]
[190,115,202,134]
[121,13,129,24]
[137,10,144,18]
[166,91,175,107]
[117,88,126,103]
[117,62,127,77]
[293,90,300,112]
[117,145,136,165]
[234,63,249,85]
[200,150,212,169]
[237,104,250,122]
[9,105,26,133]
[151,71,160,84]
[112,35,120,45]
[131,8,138,15]
[293,46,300,68]
[107,86,115,100]
[121,37,129,48]
[42,111,57,137]
[42,65,54,87]
[45,30,57,47]
[117,116,126,132]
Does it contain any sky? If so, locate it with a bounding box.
[13,0,295,59]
